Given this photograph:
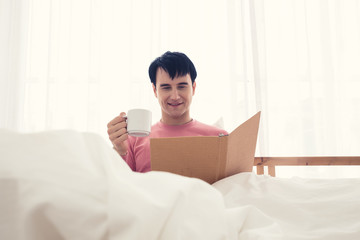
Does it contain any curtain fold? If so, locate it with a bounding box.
[0,0,29,130]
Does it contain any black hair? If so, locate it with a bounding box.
[148,51,197,87]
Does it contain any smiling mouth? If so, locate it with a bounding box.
[168,102,183,107]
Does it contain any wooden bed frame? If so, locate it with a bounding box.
[254,156,360,177]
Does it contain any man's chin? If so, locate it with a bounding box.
[165,109,186,119]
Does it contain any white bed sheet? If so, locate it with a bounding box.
[1,129,359,240]
[214,173,360,240]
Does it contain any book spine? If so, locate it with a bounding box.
[215,136,228,182]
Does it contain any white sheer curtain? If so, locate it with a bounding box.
[250,0,360,177]
[1,0,360,177]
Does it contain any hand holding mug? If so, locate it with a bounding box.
[107,112,128,155]
[107,109,152,156]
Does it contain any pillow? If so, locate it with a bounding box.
[212,116,225,129]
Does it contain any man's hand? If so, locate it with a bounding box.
[107,112,128,156]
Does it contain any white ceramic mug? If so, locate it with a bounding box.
[126,109,152,137]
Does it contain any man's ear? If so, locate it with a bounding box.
[192,81,196,96]
[152,83,157,98]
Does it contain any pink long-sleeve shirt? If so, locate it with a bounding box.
[122,119,228,172]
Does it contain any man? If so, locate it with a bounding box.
[107,51,227,172]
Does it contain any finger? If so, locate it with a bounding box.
[107,116,121,128]
[119,112,127,118]
[113,133,128,146]
[108,126,127,141]
[107,113,127,128]
[107,121,127,135]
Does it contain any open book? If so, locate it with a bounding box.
[150,111,261,184]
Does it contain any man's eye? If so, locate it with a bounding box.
[161,87,171,90]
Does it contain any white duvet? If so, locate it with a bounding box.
[1,130,359,240]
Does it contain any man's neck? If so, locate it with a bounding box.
[161,114,192,126]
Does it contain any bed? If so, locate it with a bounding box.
[1,129,360,240]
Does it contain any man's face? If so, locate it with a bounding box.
[153,68,196,124]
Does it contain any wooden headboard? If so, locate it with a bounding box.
[254,157,360,177]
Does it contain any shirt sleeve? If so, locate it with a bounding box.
[120,140,136,171]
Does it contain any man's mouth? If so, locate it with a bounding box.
[168,102,183,107]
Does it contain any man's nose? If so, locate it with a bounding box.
[170,89,180,100]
